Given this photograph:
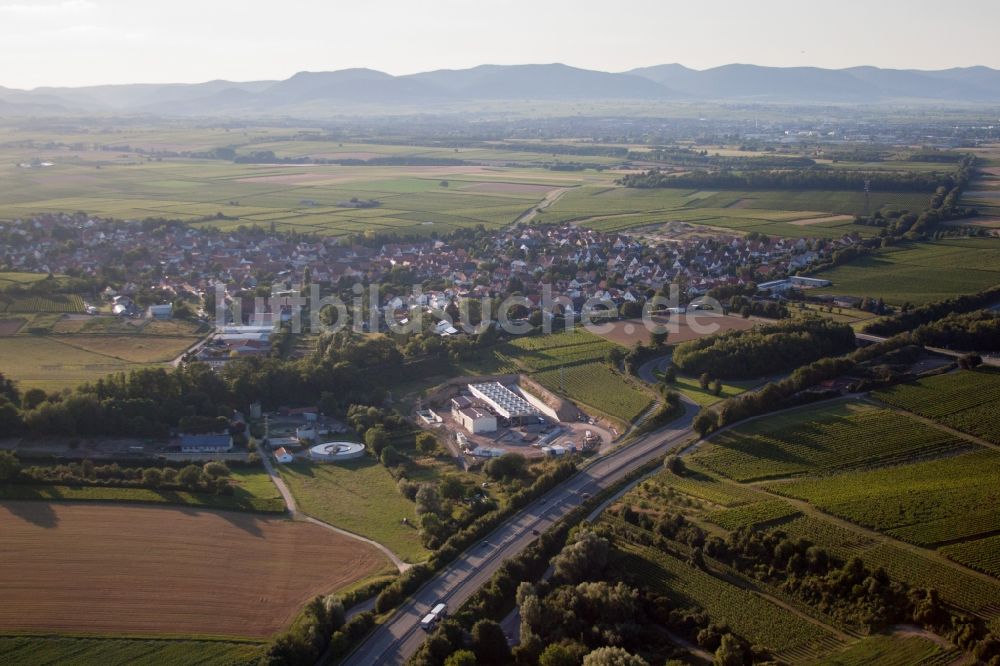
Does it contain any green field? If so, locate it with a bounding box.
[811,238,1000,305]
[457,329,654,425]
[277,458,429,563]
[537,185,926,237]
[0,146,591,236]
[940,534,1000,578]
[766,448,1000,546]
[874,368,1000,444]
[705,500,802,530]
[614,536,841,659]
[804,634,952,666]
[0,636,263,666]
[691,402,967,482]
[0,467,285,514]
[0,314,204,391]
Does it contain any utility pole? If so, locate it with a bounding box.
[863,179,871,216]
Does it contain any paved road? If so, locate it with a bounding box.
[855,332,1000,367]
[342,398,699,666]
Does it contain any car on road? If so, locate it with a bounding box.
[531,529,540,535]
[581,492,591,499]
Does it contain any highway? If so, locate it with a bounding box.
[342,394,698,665]
[855,332,1000,367]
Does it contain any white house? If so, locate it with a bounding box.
[457,407,497,434]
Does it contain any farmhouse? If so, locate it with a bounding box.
[179,433,233,453]
[457,407,497,434]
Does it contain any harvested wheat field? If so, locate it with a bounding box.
[594,313,758,347]
[0,501,387,638]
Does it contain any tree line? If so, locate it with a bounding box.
[672,318,856,380]
[618,167,949,192]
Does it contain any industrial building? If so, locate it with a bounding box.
[456,407,497,434]
[468,382,539,424]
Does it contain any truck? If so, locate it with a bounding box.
[419,602,448,631]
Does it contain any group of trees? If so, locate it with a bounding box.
[863,284,1000,338]
[619,167,949,192]
[909,310,1000,352]
[672,318,856,380]
[0,452,234,494]
[611,507,1000,664]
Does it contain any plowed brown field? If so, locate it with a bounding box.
[0,501,386,637]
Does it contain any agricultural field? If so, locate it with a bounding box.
[593,313,757,347]
[940,534,1000,578]
[457,329,655,425]
[0,466,286,514]
[691,402,968,482]
[537,184,926,237]
[705,500,802,530]
[766,448,1000,546]
[0,139,601,236]
[804,633,954,666]
[0,315,204,391]
[614,537,843,660]
[277,457,429,563]
[874,368,1000,444]
[0,636,264,666]
[0,293,84,314]
[810,238,1000,305]
[0,501,388,637]
[645,462,765,508]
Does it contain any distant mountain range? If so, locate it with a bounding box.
[3,63,1000,116]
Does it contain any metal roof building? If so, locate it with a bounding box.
[468,382,539,421]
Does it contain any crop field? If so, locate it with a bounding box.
[0,636,264,666]
[593,313,758,347]
[691,402,968,482]
[770,515,879,559]
[766,449,1000,546]
[705,500,802,530]
[766,514,1000,612]
[538,185,925,237]
[533,361,653,423]
[277,457,429,563]
[614,537,842,659]
[0,333,199,391]
[805,634,953,666]
[0,501,387,637]
[874,368,1000,444]
[810,238,1000,305]
[940,534,1000,578]
[0,294,84,313]
[0,147,597,236]
[648,462,764,507]
[458,329,655,425]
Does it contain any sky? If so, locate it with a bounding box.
[1,0,999,89]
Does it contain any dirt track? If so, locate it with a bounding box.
[0,501,386,637]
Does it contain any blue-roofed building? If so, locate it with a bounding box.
[180,433,233,454]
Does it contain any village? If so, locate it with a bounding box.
[0,212,861,352]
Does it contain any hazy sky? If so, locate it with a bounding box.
[2,0,998,89]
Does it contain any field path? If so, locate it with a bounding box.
[864,396,1000,454]
[260,452,411,573]
[670,391,1000,613]
[511,186,571,227]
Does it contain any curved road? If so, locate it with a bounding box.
[342,386,698,665]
